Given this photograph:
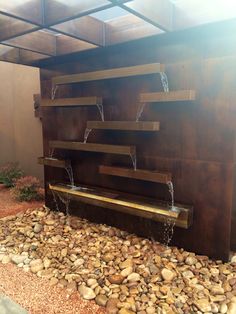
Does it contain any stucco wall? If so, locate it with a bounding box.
[0,61,43,181]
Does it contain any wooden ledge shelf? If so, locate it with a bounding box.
[87,121,160,131]
[49,184,192,229]
[52,63,165,86]
[99,165,171,184]
[40,96,102,107]
[139,90,196,103]
[49,141,135,156]
[38,157,70,168]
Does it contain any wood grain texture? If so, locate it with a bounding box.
[49,140,136,156]
[52,63,165,85]
[139,90,196,102]
[87,121,160,131]
[99,165,171,184]
[41,96,102,107]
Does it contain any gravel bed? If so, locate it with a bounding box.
[0,206,235,313]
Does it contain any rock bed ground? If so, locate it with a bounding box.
[0,206,235,314]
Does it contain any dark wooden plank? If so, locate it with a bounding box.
[52,63,165,85]
[49,141,136,156]
[41,96,102,107]
[140,90,196,102]
[38,157,70,168]
[99,165,171,184]
[87,121,160,131]
[49,183,192,228]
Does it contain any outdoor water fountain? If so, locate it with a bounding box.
[38,62,194,253]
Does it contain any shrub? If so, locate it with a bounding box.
[0,162,23,187]
[12,176,44,202]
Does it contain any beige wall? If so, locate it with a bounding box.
[0,61,43,181]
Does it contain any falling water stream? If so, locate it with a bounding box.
[160,72,169,92]
[136,103,146,122]
[51,85,58,100]
[83,128,92,143]
[130,153,137,171]
[163,181,176,247]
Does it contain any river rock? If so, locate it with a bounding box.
[194,299,211,312]
[118,309,135,314]
[108,275,125,284]
[102,253,114,263]
[127,273,140,282]
[2,255,10,264]
[161,268,174,281]
[106,298,119,314]
[220,303,228,314]
[121,267,133,277]
[11,254,26,265]
[120,259,133,269]
[30,259,44,273]
[95,294,108,306]
[34,223,43,233]
[185,256,197,265]
[78,285,96,300]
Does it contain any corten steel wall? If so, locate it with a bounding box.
[0,62,43,181]
[40,22,236,261]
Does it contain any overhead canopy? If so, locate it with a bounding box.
[0,0,235,65]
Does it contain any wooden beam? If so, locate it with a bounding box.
[38,157,70,168]
[120,0,173,31]
[0,0,43,25]
[51,16,104,46]
[99,165,171,184]
[139,90,196,103]
[49,183,193,228]
[44,0,114,26]
[56,35,97,56]
[3,30,57,56]
[105,15,163,46]
[0,15,39,41]
[52,63,165,85]
[40,96,102,107]
[87,121,160,131]
[49,141,136,156]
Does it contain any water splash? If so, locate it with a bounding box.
[136,103,146,122]
[130,153,137,171]
[49,148,55,158]
[167,181,174,208]
[51,190,60,212]
[54,191,71,217]
[163,218,175,247]
[83,128,92,143]
[160,72,169,92]
[96,104,104,121]
[51,85,58,100]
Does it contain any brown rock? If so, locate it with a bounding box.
[106,298,119,314]
[95,294,108,307]
[108,275,125,284]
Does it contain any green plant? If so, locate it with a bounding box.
[0,162,23,187]
[12,176,44,202]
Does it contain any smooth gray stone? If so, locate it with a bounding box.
[0,295,28,314]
